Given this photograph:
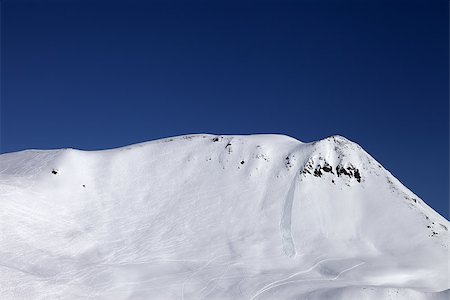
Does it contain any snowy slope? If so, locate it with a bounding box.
[0,134,448,300]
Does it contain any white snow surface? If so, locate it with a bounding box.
[0,134,448,299]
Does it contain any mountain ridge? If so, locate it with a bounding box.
[0,134,448,299]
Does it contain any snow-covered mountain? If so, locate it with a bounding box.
[0,134,448,300]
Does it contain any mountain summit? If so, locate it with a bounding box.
[0,134,448,299]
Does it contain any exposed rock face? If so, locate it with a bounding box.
[301,136,363,184]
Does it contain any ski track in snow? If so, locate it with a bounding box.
[249,260,366,300]
[197,260,241,298]
[280,173,298,258]
[249,256,338,300]
[181,254,233,300]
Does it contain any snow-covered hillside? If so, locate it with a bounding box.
[0,134,448,299]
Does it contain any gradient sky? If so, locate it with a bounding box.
[1,0,448,217]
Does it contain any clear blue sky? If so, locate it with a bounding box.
[1,0,448,217]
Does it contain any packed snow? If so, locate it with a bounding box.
[0,134,448,299]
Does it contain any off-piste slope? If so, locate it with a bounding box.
[0,134,448,300]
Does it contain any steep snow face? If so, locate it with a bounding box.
[0,134,448,300]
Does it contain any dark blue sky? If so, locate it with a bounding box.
[1,0,448,217]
